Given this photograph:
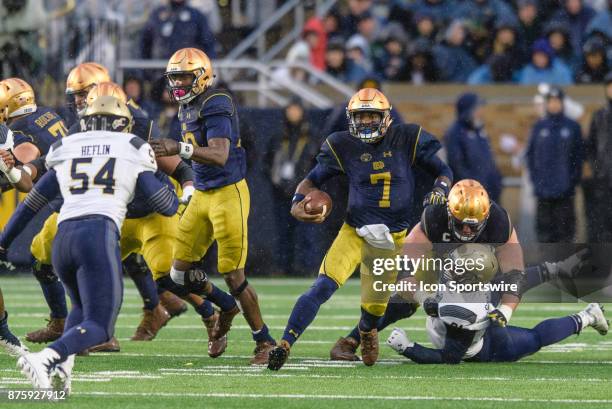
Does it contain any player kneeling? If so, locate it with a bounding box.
[386,244,609,364]
[7,96,177,395]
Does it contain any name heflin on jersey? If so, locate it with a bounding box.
[81,144,111,156]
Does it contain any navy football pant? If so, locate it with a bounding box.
[473,316,580,362]
[48,217,123,361]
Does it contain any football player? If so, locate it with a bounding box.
[11,95,178,392]
[0,287,28,357]
[267,88,453,370]
[386,245,609,364]
[150,47,276,364]
[330,179,578,361]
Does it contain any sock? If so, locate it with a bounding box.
[358,308,379,332]
[348,300,419,342]
[252,324,275,344]
[282,275,338,346]
[48,320,108,360]
[533,316,581,346]
[194,300,214,319]
[130,272,159,310]
[205,283,237,312]
[37,278,68,319]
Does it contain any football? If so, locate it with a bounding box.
[305,190,332,217]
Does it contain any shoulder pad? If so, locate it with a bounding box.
[129,136,147,149]
[199,90,234,118]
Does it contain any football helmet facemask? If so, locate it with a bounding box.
[80,96,133,133]
[165,48,214,104]
[447,179,491,242]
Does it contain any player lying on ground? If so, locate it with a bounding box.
[267,88,453,370]
[151,48,275,363]
[385,245,609,363]
[10,95,178,394]
[330,179,583,361]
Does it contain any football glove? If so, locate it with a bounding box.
[180,185,195,205]
[423,296,439,317]
[423,187,447,207]
[487,305,513,327]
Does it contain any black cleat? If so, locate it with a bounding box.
[267,341,290,371]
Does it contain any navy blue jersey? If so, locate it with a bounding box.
[315,123,442,232]
[10,107,67,155]
[178,89,246,190]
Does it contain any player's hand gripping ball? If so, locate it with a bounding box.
[304,190,333,217]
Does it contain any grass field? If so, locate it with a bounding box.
[0,275,611,409]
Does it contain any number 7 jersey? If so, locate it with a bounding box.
[45,131,158,229]
[317,123,443,232]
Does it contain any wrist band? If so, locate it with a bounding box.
[292,193,305,204]
[498,304,513,322]
[179,142,194,159]
[6,167,22,184]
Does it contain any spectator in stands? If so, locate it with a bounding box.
[491,20,526,71]
[286,17,327,72]
[456,0,518,32]
[434,20,478,82]
[323,8,343,41]
[401,39,440,84]
[575,37,609,83]
[444,93,503,202]
[373,23,409,80]
[346,35,373,72]
[123,76,156,118]
[355,11,380,44]
[341,0,374,38]
[548,0,596,58]
[140,0,216,60]
[526,87,583,242]
[410,0,455,27]
[268,99,319,275]
[0,0,46,79]
[467,53,517,83]
[543,22,577,69]
[517,0,543,53]
[518,39,574,85]
[189,0,222,33]
[325,38,368,83]
[584,73,612,241]
[413,12,438,42]
[585,0,612,41]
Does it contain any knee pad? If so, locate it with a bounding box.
[32,263,58,283]
[229,279,249,298]
[122,254,149,278]
[305,275,338,304]
[156,275,190,297]
[169,267,208,294]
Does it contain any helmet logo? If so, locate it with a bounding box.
[112,117,127,130]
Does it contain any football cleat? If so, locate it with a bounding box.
[579,303,609,336]
[51,354,74,396]
[252,340,276,365]
[214,306,240,340]
[359,328,379,366]
[330,337,360,361]
[131,305,171,341]
[88,336,120,353]
[159,290,188,318]
[26,317,65,343]
[202,312,227,358]
[386,328,415,354]
[267,340,290,370]
[0,313,29,357]
[17,348,61,390]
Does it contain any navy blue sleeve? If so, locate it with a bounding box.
[402,326,474,364]
[306,163,342,188]
[412,129,443,165]
[136,171,179,216]
[0,169,60,249]
[12,131,33,147]
[205,115,231,140]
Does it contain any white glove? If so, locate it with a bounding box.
[386,328,414,354]
[356,224,395,250]
[0,151,10,173]
[180,185,195,205]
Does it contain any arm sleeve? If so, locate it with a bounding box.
[171,160,194,185]
[416,152,453,183]
[0,169,60,248]
[403,326,474,364]
[205,115,232,140]
[12,131,34,147]
[305,163,342,188]
[305,137,345,187]
[136,171,179,216]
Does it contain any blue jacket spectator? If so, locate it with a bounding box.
[467,53,517,84]
[372,23,410,81]
[410,0,456,26]
[518,39,574,85]
[517,0,543,56]
[434,20,478,82]
[526,94,583,199]
[548,0,596,58]
[444,93,503,202]
[325,39,369,84]
[585,8,612,40]
[456,0,518,30]
[543,21,578,70]
[141,0,216,60]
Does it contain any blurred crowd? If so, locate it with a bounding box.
[285,0,612,85]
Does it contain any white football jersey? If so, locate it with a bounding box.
[426,291,492,359]
[46,130,157,229]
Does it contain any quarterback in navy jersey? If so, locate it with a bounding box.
[267,88,453,370]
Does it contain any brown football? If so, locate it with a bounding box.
[305,190,333,217]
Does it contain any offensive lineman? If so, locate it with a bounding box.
[150,47,276,363]
[267,88,453,370]
[10,95,178,391]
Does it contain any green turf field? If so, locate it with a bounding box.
[0,275,610,409]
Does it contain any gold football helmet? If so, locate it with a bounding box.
[66,62,112,116]
[0,78,37,123]
[80,95,132,133]
[86,82,128,106]
[447,179,491,242]
[165,47,214,103]
[346,88,392,143]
